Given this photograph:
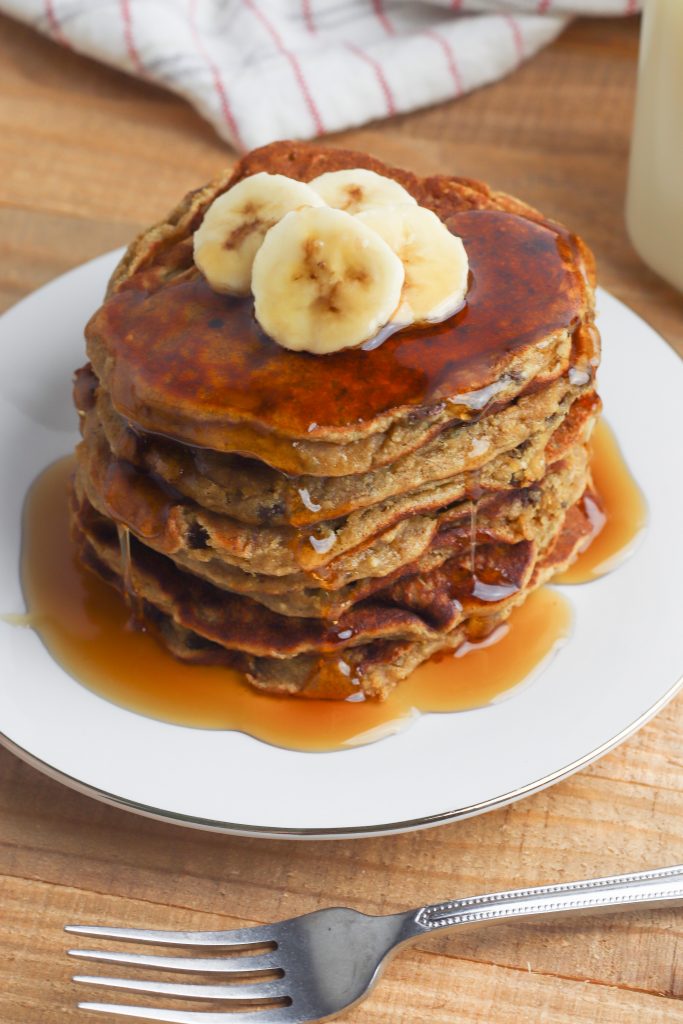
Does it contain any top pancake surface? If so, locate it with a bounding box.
[87,142,592,447]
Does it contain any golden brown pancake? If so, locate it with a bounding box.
[81,364,599,527]
[74,412,589,616]
[72,487,596,699]
[85,141,596,474]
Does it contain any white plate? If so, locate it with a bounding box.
[1,252,682,839]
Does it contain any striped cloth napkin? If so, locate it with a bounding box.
[2,1,640,151]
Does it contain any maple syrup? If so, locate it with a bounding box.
[92,209,586,456]
[15,418,644,752]
[554,419,647,584]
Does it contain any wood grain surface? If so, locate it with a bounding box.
[2,11,683,1024]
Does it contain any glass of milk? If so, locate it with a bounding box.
[626,0,683,293]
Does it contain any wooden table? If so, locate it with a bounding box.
[2,12,683,1024]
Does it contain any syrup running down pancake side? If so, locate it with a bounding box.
[555,420,647,583]
[18,419,645,752]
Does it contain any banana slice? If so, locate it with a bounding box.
[309,168,417,215]
[193,172,325,295]
[252,206,405,355]
[356,204,469,325]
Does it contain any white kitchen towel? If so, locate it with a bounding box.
[2,1,640,151]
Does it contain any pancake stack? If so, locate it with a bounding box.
[71,142,602,700]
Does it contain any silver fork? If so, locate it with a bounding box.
[67,864,683,1023]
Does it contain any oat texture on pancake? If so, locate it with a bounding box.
[72,141,602,700]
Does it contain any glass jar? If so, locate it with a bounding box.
[626,0,683,293]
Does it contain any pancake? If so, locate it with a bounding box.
[85,141,595,474]
[72,487,596,699]
[70,140,602,701]
[76,384,593,579]
[83,365,599,528]
[74,414,590,617]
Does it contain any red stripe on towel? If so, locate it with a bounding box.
[120,0,146,75]
[503,14,525,62]
[347,43,396,116]
[44,0,72,48]
[245,0,325,135]
[372,0,395,36]
[188,0,244,148]
[302,0,315,33]
[425,29,463,96]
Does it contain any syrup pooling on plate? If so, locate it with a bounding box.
[19,420,644,752]
[555,419,647,583]
[20,455,570,751]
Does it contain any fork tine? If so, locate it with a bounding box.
[73,975,287,1003]
[68,950,280,975]
[65,924,277,950]
[77,1002,298,1022]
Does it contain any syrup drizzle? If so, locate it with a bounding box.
[116,521,146,627]
[116,523,133,602]
[469,497,477,584]
[555,419,647,584]
[465,477,517,603]
[13,419,645,752]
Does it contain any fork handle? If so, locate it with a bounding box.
[411,865,683,935]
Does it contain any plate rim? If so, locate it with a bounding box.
[2,664,682,839]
